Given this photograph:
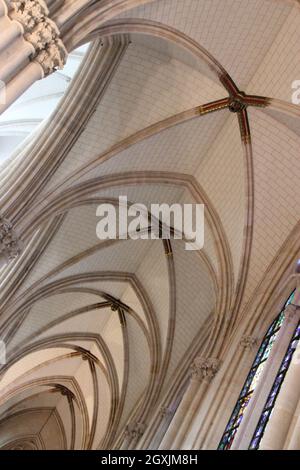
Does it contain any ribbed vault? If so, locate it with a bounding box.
[0,0,299,449]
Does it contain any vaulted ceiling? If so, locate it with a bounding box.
[0,0,299,449]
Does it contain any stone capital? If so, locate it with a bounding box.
[10,0,49,32]
[54,384,75,401]
[81,349,97,364]
[239,335,258,350]
[124,421,146,440]
[190,356,221,382]
[160,406,173,419]
[34,39,67,75]
[25,18,60,52]
[0,216,22,262]
[9,0,68,76]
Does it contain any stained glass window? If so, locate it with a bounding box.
[249,312,300,449]
[218,290,295,450]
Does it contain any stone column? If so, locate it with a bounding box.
[160,357,220,450]
[0,0,6,16]
[0,15,22,53]
[159,376,198,449]
[260,313,300,450]
[120,421,146,450]
[285,394,300,449]
[178,357,221,449]
[191,338,256,449]
[147,407,174,450]
[0,61,44,115]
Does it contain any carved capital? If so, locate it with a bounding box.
[10,0,49,32]
[190,356,221,382]
[160,406,173,419]
[81,349,97,363]
[35,38,67,75]
[25,18,60,52]
[239,335,258,350]
[53,384,75,401]
[10,440,38,450]
[0,216,22,262]
[124,421,146,440]
[9,0,68,76]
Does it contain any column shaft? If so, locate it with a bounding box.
[0,43,35,83]
[171,381,208,449]
[159,378,200,450]
[0,18,22,53]
[0,61,43,115]
[285,395,300,449]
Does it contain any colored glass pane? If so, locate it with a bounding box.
[249,307,300,450]
[218,290,295,450]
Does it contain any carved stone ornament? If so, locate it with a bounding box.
[239,335,258,350]
[110,301,119,312]
[25,18,60,52]
[35,38,67,75]
[53,384,75,401]
[81,349,97,363]
[10,0,49,32]
[190,356,221,382]
[160,406,173,419]
[0,216,22,262]
[124,421,146,440]
[229,98,246,113]
[9,0,68,75]
[10,440,38,450]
